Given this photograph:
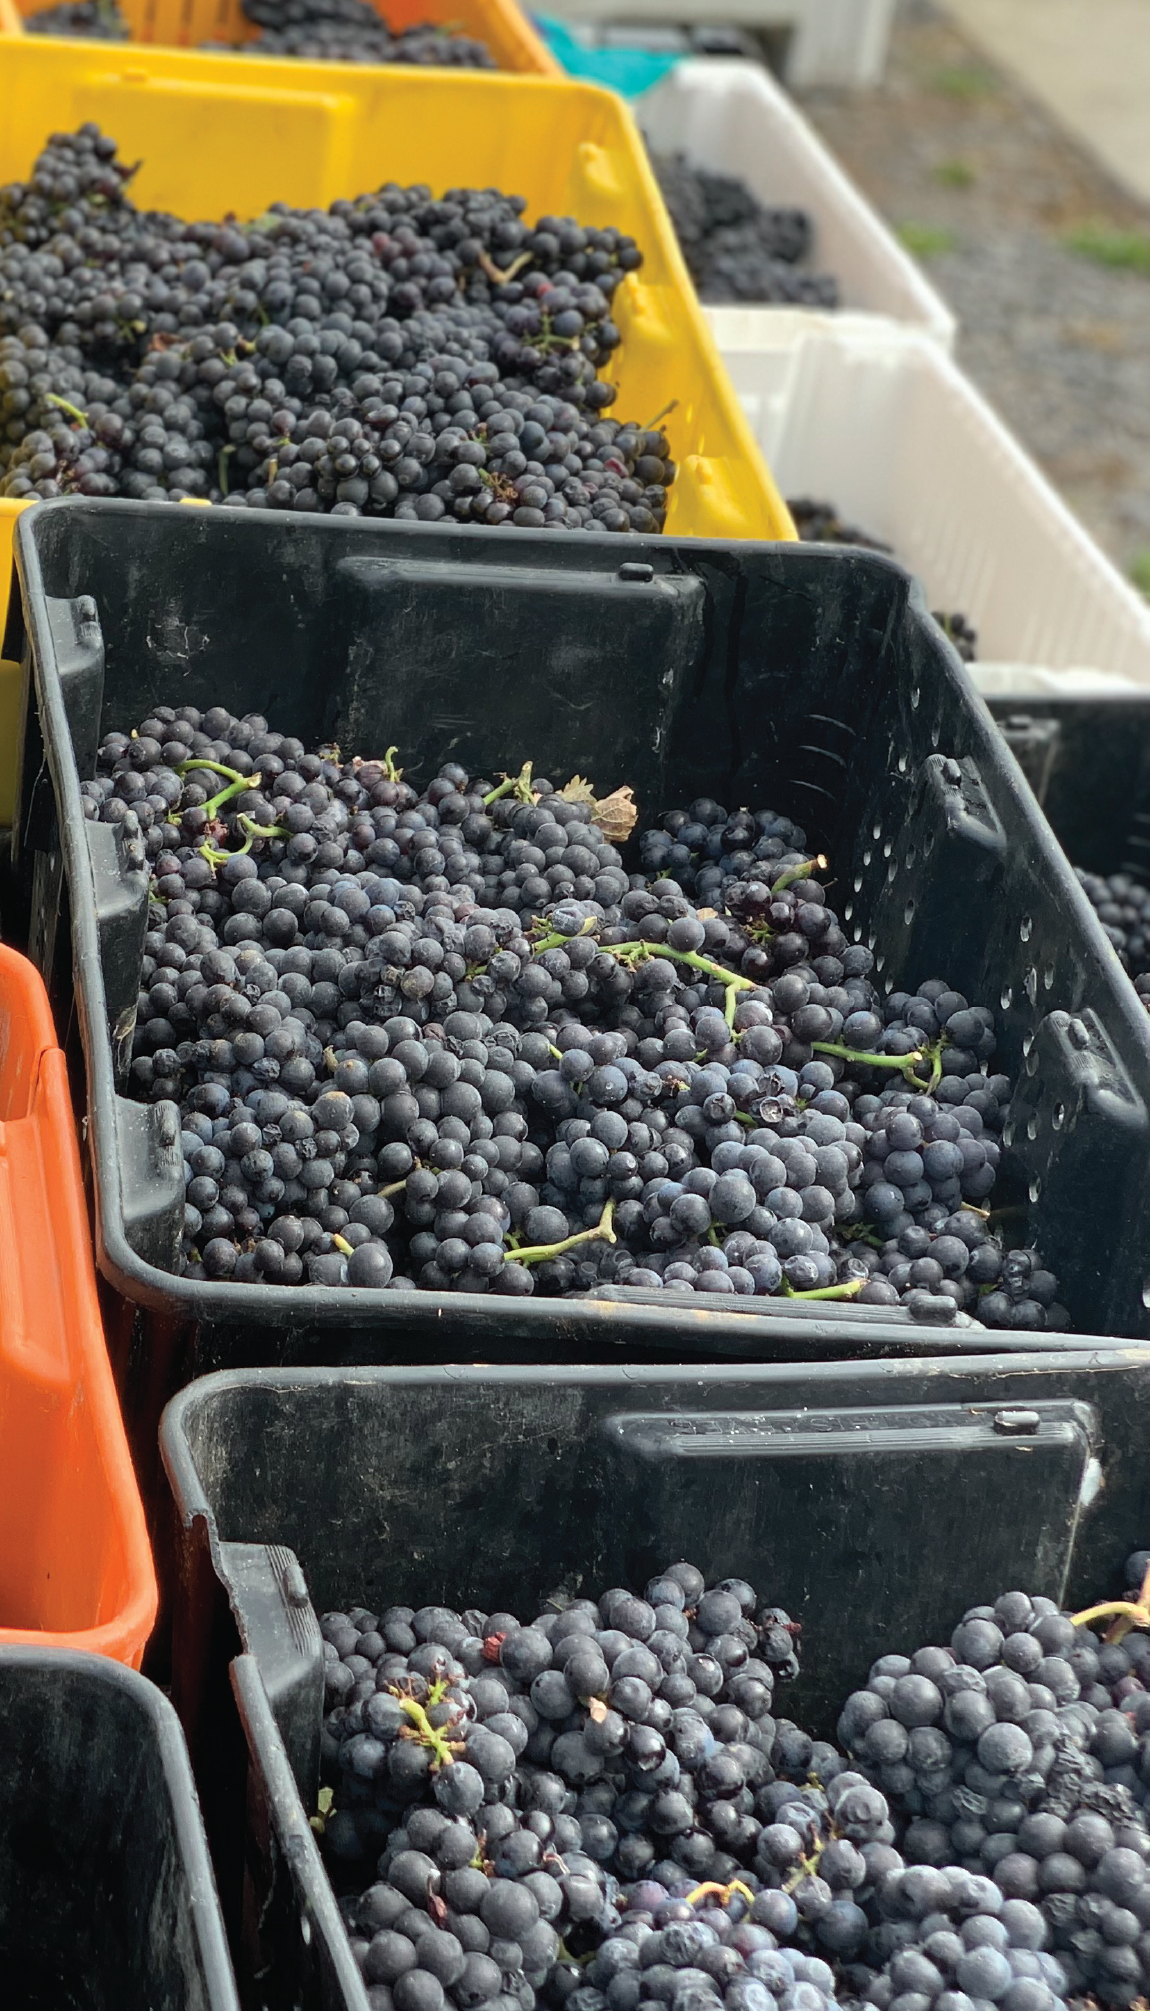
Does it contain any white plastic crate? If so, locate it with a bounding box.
[706,309,1150,688]
[552,1,896,87]
[637,59,955,345]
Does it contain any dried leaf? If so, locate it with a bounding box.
[558,775,638,841]
[592,785,637,843]
[558,775,596,804]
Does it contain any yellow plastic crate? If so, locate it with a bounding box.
[8,0,560,75]
[0,44,795,764]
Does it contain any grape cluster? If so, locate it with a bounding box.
[0,124,674,533]
[319,1558,1150,2011]
[26,0,128,34]
[87,704,1063,1325]
[27,0,498,64]
[1076,870,1150,1000]
[788,504,978,665]
[650,156,838,308]
[838,1555,1150,2006]
[206,0,496,68]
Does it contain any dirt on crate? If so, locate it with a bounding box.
[798,0,1150,600]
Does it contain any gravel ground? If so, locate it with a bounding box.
[798,0,1150,588]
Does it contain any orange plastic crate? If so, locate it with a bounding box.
[9,0,560,74]
[0,943,157,1663]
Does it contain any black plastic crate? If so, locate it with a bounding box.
[0,1645,238,2009]
[160,1354,1150,2011]
[9,494,1150,1389]
[988,692,1150,882]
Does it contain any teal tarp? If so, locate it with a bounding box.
[534,14,682,96]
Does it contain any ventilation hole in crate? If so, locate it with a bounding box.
[923,828,936,857]
[1027,1114,1038,1140]
[1003,1118,1015,1147]
[905,843,916,870]
[862,848,872,868]
[853,874,863,894]
[910,685,921,710]
[1029,1176,1041,1203]
[872,819,882,841]
[1043,964,1055,991]
[1000,984,1013,1010]
[1022,1031,1033,1057]
[843,901,853,922]
[1025,1048,1038,1075]
[883,838,893,858]
[867,931,877,952]
[1020,916,1032,943]
[897,754,908,776]
[1053,1101,1066,1130]
[904,898,915,925]
[887,860,898,886]
[853,921,863,942]
[931,715,942,748]
[1025,967,1037,1006]
[875,950,885,973]
[884,973,894,995]
[1142,1278,1150,1310]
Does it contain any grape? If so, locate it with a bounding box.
[97,705,1061,1319]
[1077,869,1150,1000]
[0,124,667,534]
[650,156,838,308]
[29,0,500,67]
[321,1558,1150,2011]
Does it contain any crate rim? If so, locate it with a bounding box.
[159,1349,1150,1527]
[18,495,1150,1352]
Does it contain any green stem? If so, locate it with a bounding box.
[603,939,755,998]
[483,761,534,807]
[175,758,247,784]
[779,1277,866,1303]
[382,746,402,783]
[204,772,261,819]
[389,1688,464,1771]
[771,855,828,896]
[237,813,288,841]
[505,1199,616,1268]
[332,1234,354,1256]
[531,918,597,953]
[45,393,88,425]
[904,1040,943,1094]
[812,1040,926,1078]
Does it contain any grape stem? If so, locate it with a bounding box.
[812,1039,926,1079]
[770,855,829,896]
[332,1234,354,1257]
[783,1840,825,1891]
[1071,1558,1150,1643]
[237,813,289,842]
[388,1683,465,1771]
[382,746,402,783]
[582,935,755,1030]
[685,1879,756,1909]
[780,1277,866,1303]
[45,392,88,426]
[505,1198,616,1268]
[175,757,247,784]
[483,761,535,807]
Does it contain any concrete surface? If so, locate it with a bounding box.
[941,0,1150,205]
